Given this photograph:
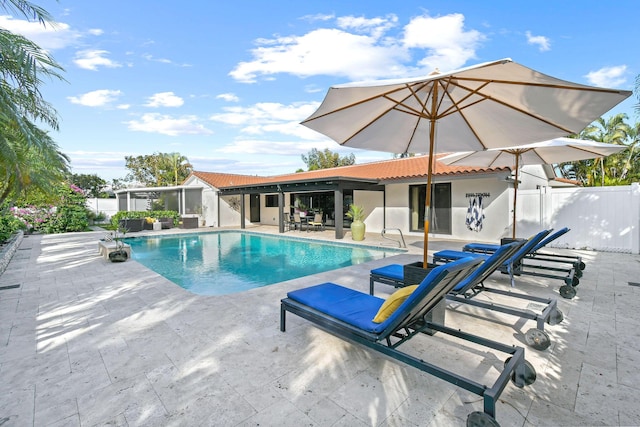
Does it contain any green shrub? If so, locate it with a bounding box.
[0,210,23,243]
[111,210,180,227]
[44,184,89,233]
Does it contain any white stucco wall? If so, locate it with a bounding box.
[354,190,384,232]
[449,175,512,242]
[357,175,513,242]
[383,183,412,235]
[218,195,242,227]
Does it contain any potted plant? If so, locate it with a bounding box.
[108,227,129,262]
[346,204,366,241]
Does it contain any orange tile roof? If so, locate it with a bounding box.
[190,171,267,188]
[189,155,509,189]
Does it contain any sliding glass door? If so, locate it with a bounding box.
[409,183,451,234]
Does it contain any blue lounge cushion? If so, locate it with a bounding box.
[463,242,500,252]
[371,264,404,281]
[288,258,482,335]
[434,250,486,262]
[287,283,387,333]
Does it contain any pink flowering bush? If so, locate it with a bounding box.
[9,183,89,234]
[10,205,56,233]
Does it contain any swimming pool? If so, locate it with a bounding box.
[126,231,403,295]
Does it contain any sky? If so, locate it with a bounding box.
[3,0,639,181]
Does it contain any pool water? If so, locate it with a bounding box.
[126,231,402,295]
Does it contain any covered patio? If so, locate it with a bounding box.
[218,176,384,239]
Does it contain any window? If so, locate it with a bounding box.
[265,194,278,207]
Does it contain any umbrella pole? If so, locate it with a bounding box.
[424,152,434,268]
[512,154,520,239]
[424,113,437,268]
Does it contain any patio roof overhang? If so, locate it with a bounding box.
[217,176,385,195]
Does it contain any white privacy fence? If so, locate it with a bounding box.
[516,183,640,254]
[86,198,119,221]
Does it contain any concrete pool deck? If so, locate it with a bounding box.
[0,227,639,426]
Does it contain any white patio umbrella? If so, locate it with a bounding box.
[440,138,627,238]
[301,58,631,266]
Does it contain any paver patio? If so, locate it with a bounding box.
[0,228,638,426]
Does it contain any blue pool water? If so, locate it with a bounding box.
[126,231,402,295]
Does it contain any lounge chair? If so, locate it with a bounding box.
[463,227,586,272]
[281,257,537,426]
[432,229,580,299]
[370,241,563,350]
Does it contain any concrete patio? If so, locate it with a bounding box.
[0,227,638,426]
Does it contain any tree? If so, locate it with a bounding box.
[124,152,193,187]
[69,173,107,198]
[563,114,631,186]
[164,152,192,186]
[0,0,68,205]
[300,148,355,171]
[0,122,69,205]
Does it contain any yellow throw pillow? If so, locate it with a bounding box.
[372,285,419,323]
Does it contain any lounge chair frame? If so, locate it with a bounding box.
[463,228,585,283]
[281,258,535,422]
[370,241,563,348]
[433,230,579,298]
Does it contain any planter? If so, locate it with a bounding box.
[118,218,144,232]
[403,261,438,286]
[350,220,366,241]
[180,216,199,229]
[108,249,129,262]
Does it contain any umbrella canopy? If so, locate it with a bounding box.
[441,138,626,238]
[301,58,632,266]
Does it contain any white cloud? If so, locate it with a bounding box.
[230,27,407,83]
[0,15,81,50]
[210,101,320,139]
[337,14,398,38]
[402,13,485,71]
[144,92,184,107]
[229,12,485,83]
[74,49,121,70]
[301,13,335,23]
[142,53,172,64]
[526,31,550,51]
[585,65,627,87]
[217,93,240,102]
[216,139,308,155]
[125,113,213,136]
[67,89,122,107]
[66,150,127,169]
[88,28,104,36]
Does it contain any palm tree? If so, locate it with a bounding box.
[568,114,631,186]
[0,122,69,205]
[0,0,68,205]
[620,122,640,182]
[164,152,192,186]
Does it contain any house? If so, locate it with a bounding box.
[169,155,569,241]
